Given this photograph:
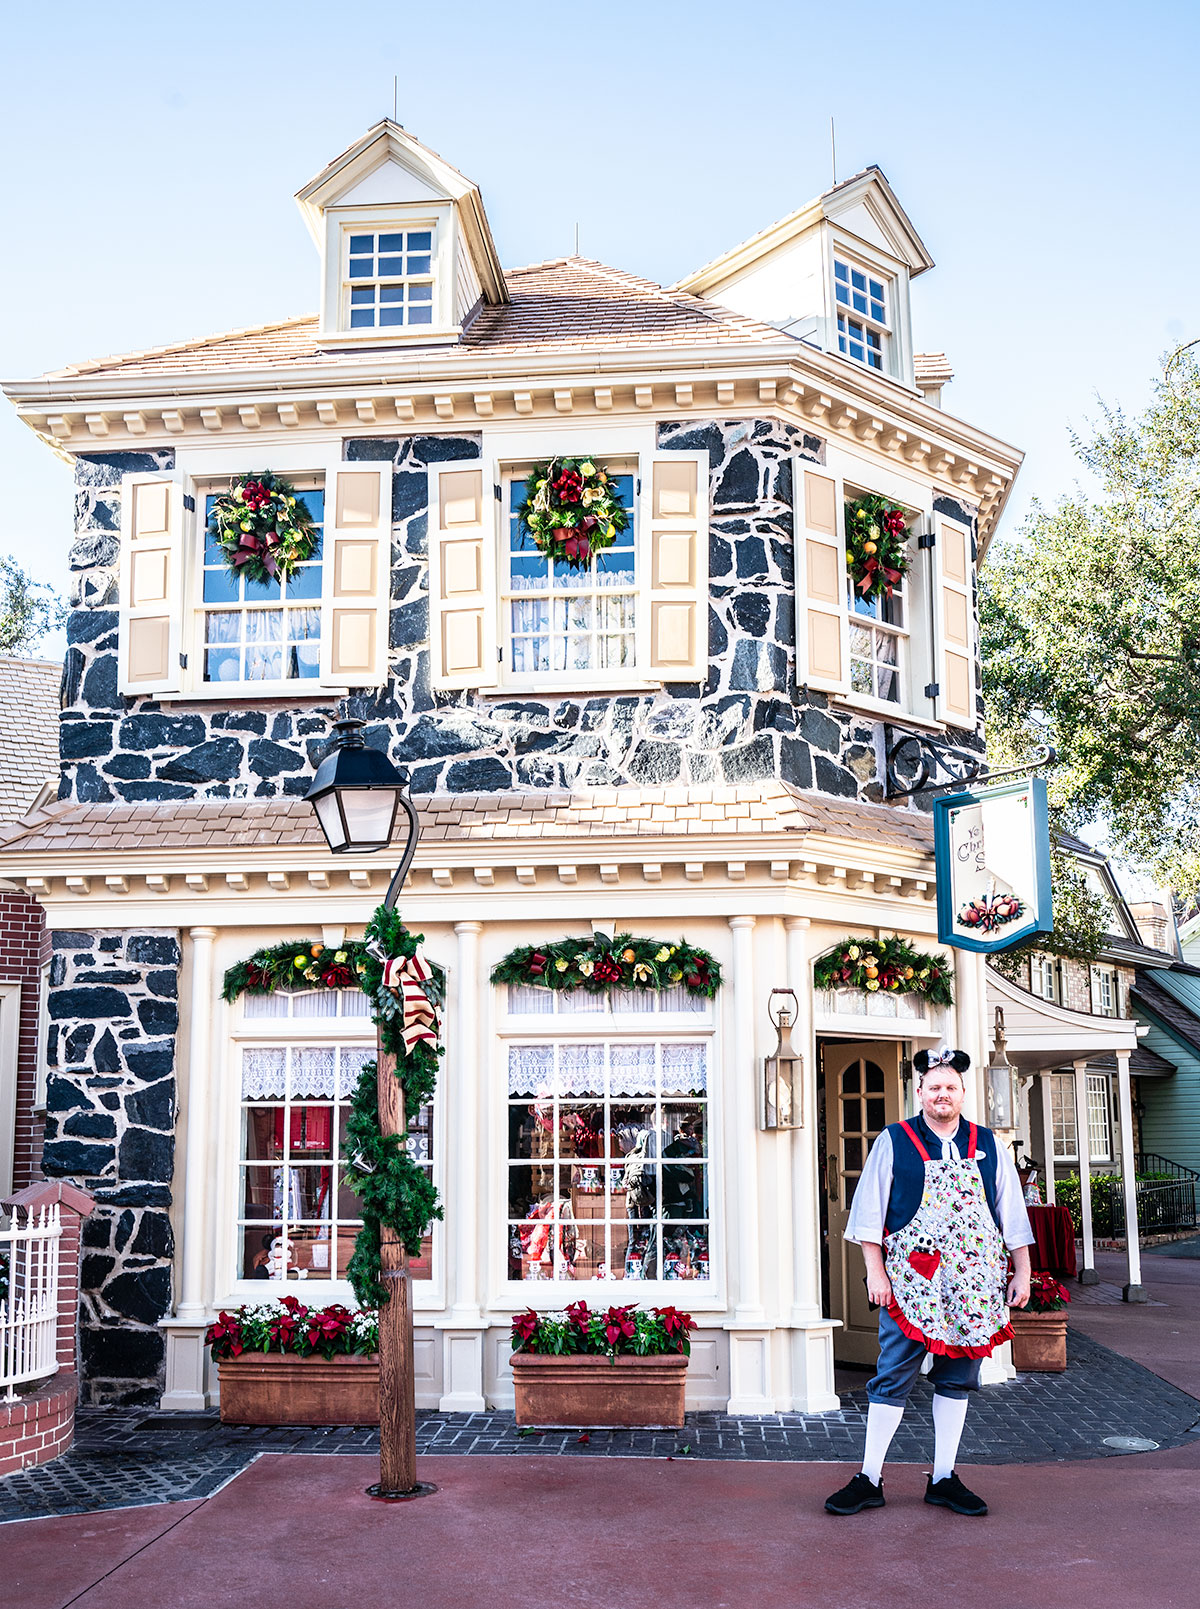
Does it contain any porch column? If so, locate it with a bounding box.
[786,918,819,1317]
[177,927,216,1320]
[1073,1058,1098,1285]
[1039,1070,1057,1206]
[728,916,762,1321]
[440,920,486,1412]
[1115,1050,1146,1303]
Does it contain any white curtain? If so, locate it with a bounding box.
[507,1040,707,1097]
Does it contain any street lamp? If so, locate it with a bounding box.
[305,717,433,1501]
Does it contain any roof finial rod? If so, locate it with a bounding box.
[574,221,579,258]
[393,75,398,122]
[830,116,837,186]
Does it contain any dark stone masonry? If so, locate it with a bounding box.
[42,928,180,1405]
[58,421,982,810]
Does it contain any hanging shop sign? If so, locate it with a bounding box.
[933,776,1053,953]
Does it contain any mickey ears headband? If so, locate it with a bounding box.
[914,1047,971,1078]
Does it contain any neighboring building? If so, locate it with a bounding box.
[0,656,60,1198]
[0,122,1026,1409]
[1130,954,1200,1179]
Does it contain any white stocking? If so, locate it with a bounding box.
[861,1402,904,1484]
[931,1393,969,1481]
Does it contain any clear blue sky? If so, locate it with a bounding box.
[4,0,1198,661]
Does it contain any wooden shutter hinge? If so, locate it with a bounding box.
[494,483,502,501]
[179,653,188,669]
[924,682,939,698]
[183,494,196,514]
[918,531,935,549]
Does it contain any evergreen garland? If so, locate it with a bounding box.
[813,935,954,1007]
[491,931,721,998]
[843,492,911,600]
[221,938,371,1002]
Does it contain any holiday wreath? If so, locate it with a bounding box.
[813,935,953,1007]
[207,471,318,587]
[844,492,911,601]
[492,932,721,998]
[516,456,630,570]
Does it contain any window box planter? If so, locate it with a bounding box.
[1009,1309,1068,1373]
[216,1352,380,1426]
[510,1352,688,1429]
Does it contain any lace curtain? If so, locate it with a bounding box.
[241,1044,373,1101]
[507,1041,707,1097]
[507,984,705,1017]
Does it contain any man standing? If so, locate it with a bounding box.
[824,1047,1034,1518]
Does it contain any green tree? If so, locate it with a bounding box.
[0,556,65,655]
[981,355,1200,898]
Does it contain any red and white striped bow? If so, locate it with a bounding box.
[381,949,439,1053]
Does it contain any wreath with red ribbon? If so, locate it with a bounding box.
[844,493,911,601]
[516,456,630,570]
[207,471,319,587]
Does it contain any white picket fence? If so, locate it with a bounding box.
[1,1202,62,1402]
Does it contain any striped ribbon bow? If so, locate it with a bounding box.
[381,949,439,1053]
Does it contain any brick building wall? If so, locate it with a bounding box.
[2,887,49,1189]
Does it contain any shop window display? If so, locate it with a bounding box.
[507,1038,710,1283]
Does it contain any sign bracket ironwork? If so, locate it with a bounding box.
[885,730,1055,801]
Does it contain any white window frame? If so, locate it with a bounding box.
[320,200,457,345]
[1091,965,1119,1018]
[494,986,723,1307]
[833,254,890,373]
[1048,1070,1113,1164]
[1029,953,1063,1005]
[342,222,437,334]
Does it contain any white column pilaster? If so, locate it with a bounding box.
[440,919,486,1411]
[786,918,819,1321]
[727,916,762,1324]
[1115,1051,1146,1302]
[177,927,216,1320]
[1073,1059,1098,1284]
[1039,1070,1057,1206]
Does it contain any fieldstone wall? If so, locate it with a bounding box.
[59,424,980,807]
[41,929,179,1405]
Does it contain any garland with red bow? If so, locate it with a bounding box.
[207,470,319,587]
[516,455,630,570]
[844,492,911,601]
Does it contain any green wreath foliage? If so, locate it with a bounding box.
[844,492,911,601]
[206,471,318,587]
[221,938,371,1002]
[491,931,721,998]
[516,456,630,570]
[813,934,953,1007]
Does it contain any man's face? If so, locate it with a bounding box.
[919,1067,965,1125]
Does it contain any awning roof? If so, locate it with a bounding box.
[986,967,1142,1071]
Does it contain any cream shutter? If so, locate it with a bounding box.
[932,514,976,729]
[118,472,187,696]
[429,463,498,690]
[793,458,848,693]
[320,463,393,687]
[644,451,709,680]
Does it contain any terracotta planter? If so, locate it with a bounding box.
[1010,1309,1068,1373]
[216,1352,379,1426]
[511,1351,688,1428]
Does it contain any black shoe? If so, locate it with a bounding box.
[824,1472,885,1515]
[924,1472,988,1516]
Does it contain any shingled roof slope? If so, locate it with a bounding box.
[1131,973,1200,1055]
[0,658,59,822]
[46,259,786,381]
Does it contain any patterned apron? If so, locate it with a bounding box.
[884,1120,1012,1358]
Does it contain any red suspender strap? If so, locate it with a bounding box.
[967,1122,978,1160]
[897,1120,931,1162]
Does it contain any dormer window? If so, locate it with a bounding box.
[834,259,888,370]
[345,226,435,330]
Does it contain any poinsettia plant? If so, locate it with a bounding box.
[1025,1271,1072,1313]
[516,456,630,570]
[221,939,372,1002]
[844,492,911,601]
[206,1296,379,1360]
[492,932,721,999]
[510,1300,696,1359]
[207,470,319,587]
[813,935,954,1007]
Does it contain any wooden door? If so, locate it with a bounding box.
[823,1041,902,1365]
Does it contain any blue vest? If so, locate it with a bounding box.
[882,1114,1003,1236]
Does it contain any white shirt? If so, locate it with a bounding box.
[845,1125,1036,1251]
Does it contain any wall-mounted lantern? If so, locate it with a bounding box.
[985,1006,1018,1131]
[763,988,803,1130]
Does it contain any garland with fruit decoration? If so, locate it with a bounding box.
[207,471,319,587]
[813,935,953,1007]
[516,455,630,570]
[843,492,911,601]
[221,939,370,1001]
[492,932,721,998]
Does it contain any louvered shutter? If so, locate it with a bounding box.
[793,459,848,693]
[118,472,187,695]
[429,464,498,689]
[932,514,976,729]
[319,463,392,687]
[644,451,709,680]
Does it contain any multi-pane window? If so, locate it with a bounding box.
[1029,953,1063,1005]
[848,580,905,704]
[1049,1070,1112,1163]
[503,471,636,678]
[201,487,323,683]
[346,228,434,329]
[235,988,435,1284]
[834,259,887,371]
[505,987,711,1283]
[1091,966,1119,1017]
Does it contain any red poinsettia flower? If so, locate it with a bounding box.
[601,1305,637,1349]
[206,1311,244,1357]
[882,509,907,536]
[552,470,583,504]
[511,1309,540,1347]
[320,964,354,989]
[652,1306,696,1348]
[565,1300,591,1331]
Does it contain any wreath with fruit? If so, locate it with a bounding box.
[207,471,318,587]
[844,492,911,601]
[813,935,954,1007]
[516,456,630,570]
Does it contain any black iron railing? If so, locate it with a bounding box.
[1103,1177,1198,1237]
[1136,1152,1200,1183]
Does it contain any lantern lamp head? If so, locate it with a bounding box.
[985,1005,1018,1131]
[763,987,803,1130]
[305,719,410,855]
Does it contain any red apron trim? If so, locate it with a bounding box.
[967,1122,978,1161]
[897,1120,931,1162]
[886,1300,1014,1360]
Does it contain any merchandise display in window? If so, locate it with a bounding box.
[507,1037,710,1283]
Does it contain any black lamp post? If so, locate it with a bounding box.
[305,718,433,1500]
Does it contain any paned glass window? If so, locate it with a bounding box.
[848,577,905,705]
[503,471,636,678]
[506,1023,711,1284]
[345,228,434,329]
[235,989,435,1283]
[201,486,323,684]
[1029,954,1062,1005]
[834,259,887,371]
[1091,966,1119,1017]
[1048,1071,1112,1163]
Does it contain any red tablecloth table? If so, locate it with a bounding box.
[1026,1202,1077,1278]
